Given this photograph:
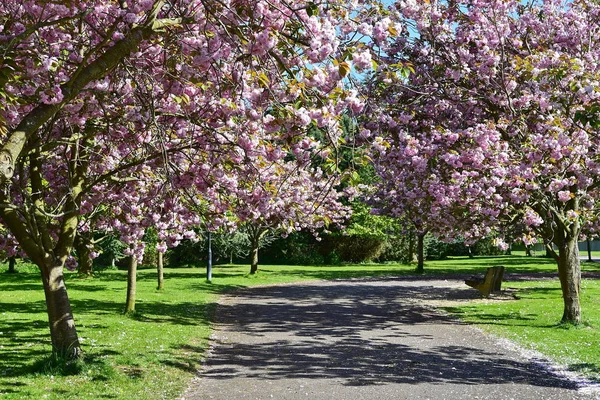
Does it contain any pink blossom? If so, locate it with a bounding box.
[557,191,572,202]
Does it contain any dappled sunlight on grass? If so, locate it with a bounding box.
[443,278,600,382]
[2,254,599,398]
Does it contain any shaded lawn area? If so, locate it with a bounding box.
[1,255,599,398]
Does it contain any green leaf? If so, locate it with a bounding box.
[258,72,270,87]
[338,61,351,78]
[306,2,318,17]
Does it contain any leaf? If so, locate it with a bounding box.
[306,2,319,17]
[350,170,361,185]
[338,61,350,78]
[258,72,270,87]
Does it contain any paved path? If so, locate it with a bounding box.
[183,278,599,400]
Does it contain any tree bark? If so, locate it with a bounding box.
[156,251,164,290]
[557,236,582,324]
[75,232,93,276]
[415,232,425,273]
[249,227,267,274]
[125,256,138,313]
[407,232,415,263]
[0,2,172,185]
[587,238,592,262]
[250,239,259,274]
[7,257,16,273]
[40,260,82,358]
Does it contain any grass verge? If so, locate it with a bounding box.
[1,256,599,398]
[0,261,420,399]
[441,274,600,382]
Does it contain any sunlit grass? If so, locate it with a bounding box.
[0,260,416,399]
[442,278,600,382]
[1,255,599,398]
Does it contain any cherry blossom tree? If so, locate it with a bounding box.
[0,0,389,358]
[368,0,600,324]
[226,150,352,274]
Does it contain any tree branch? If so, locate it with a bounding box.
[0,1,191,185]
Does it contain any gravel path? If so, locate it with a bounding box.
[182,277,600,400]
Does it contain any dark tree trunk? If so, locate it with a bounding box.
[156,251,164,290]
[75,232,93,276]
[557,237,582,324]
[525,246,532,257]
[125,256,138,313]
[467,246,474,259]
[230,250,233,265]
[7,257,16,273]
[40,261,82,358]
[587,238,592,262]
[415,232,425,273]
[407,231,415,263]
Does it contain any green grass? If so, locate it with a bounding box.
[1,256,600,398]
[0,261,419,399]
[440,271,600,382]
[511,249,600,259]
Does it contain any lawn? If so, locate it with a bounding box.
[1,256,599,398]
[441,274,600,381]
[0,261,418,400]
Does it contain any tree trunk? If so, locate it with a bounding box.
[250,239,259,274]
[40,261,82,358]
[525,246,532,257]
[415,232,425,273]
[557,237,582,324]
[467,246,474,259]
[7,257,16,273]
[587,238,592,262]
[125,256,138,313]
[407,232,415,263]
[156,251,164,290]
[75,232,93,276]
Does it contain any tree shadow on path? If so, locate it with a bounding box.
[193,282,580,391]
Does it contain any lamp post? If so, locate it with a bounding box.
[207,231,213,282]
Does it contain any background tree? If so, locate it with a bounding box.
[213,230,250,264]
[226,154,351,274]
